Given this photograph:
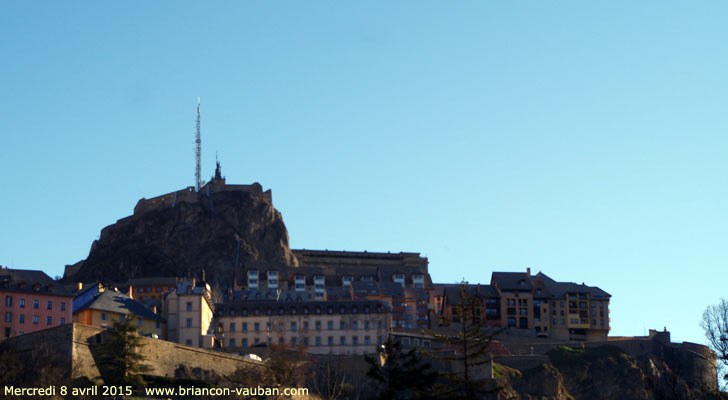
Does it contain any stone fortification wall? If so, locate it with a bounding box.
[493,355,550,371]
[133,182,271,216]
[4,324,263,383]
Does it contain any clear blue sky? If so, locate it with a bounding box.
[2,2,727,345]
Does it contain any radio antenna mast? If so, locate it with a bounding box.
[195,97,202,192]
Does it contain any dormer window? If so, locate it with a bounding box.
[413,274,424,289]
[295,275,306,292]
[342,276,353,286]
[519,279,525,287]
[248,270,259,289]
[267,271,279,289]
[393,274,405,286]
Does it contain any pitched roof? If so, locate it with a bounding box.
[0,268,74,296]
[491,272,533,291]
[75,289,164,322]
[535,272,611,299]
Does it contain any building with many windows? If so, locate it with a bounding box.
[439,269,610,342]
[0,268,74,339]
[213,300,391,355]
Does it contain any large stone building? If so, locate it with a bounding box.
[233,250,433,328]
[439,269,610,342]
[0,268,74,339]
[214,299,391,355]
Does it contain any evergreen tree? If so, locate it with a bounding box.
[365,338,438,400]
[94,317,151,389]
[424,282,502,399]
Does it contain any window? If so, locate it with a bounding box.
[303,337,309,346]
[33,315,38,324]
[303,321,309,331]
[328,336,334,345]
[352,321,358,329]
[423,339,431,348]
[377,320,382,329]
[47,316,52,325]
[340,336,346,345]
[316,321,321,331]
[155,321,160,329]
[19,299,25,308]
[5,296,11,307]
[340,321,346,330]
[328,321,333,330]
[378,336,382,345]
[242,338,248,347]
[47,301,52,310]
[101,312,107,321]
[186,339,193,346]
[414,339,420,347]
[242,323,248,332]
[352,336,358,345]
[230,323,236,332]
[401,338,410,346]
[19,314,25,323]
[364,336,371,345]
[33,300,39,309]
[254,323,260,332]
[365,320,370,329]
[279,322,284,332]
[187,302,192,311]
[230,339,236,347]
[60,302,65,311]
[279,337,284,344]
[254,338,260,345]
[138,318,143,326]
[4,312,11,322]
[291,322,297,331]
[316,336,321,346]
[186,318,192,328]
[291,337,297,345]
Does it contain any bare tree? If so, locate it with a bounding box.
[701,298,728,390]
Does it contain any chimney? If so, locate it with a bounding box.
[201,268,206,283]
[527,267,531,276]
[128,286,133,299]
[77,282,83,291]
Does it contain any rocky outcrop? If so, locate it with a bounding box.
[491,345,726,400]
[63,185,298,284]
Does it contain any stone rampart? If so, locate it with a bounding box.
[4,324,263,383]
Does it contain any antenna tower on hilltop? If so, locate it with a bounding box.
[195,97,202,192]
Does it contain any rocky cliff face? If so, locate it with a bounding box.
[494,345,726,400]
[63,187,298,284]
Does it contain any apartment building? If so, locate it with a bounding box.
[164,279,215,347]
[214,300,391,355]
[439,269,610,342]
[0,268,74,339]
